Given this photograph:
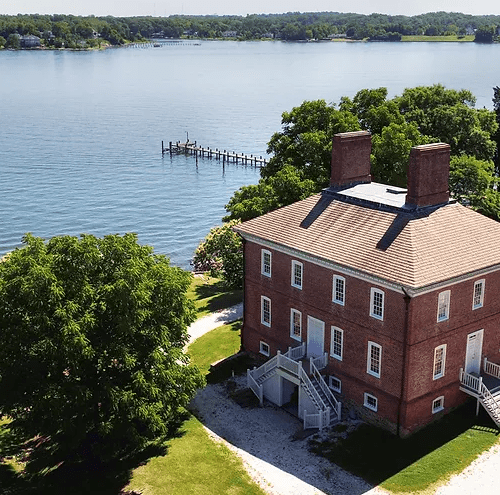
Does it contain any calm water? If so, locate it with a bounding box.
[1,41,499,268]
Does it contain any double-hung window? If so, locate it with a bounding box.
[437,290,450,322]
[473,280,485,310]
[261,249,271,277]
[367,341,382,378]
[260,341,270,357]
[433,344,446,380]
[329,376,342,393]
[330,326,343,361]
[432,396,444,414]
[370,288,384,320]
[290,309,302,340]
[333,275,345,306]
[364,393,378,412]
[291,260,303,289]
[261,296,271,327]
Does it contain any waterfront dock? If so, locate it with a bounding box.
[162,140,268,167]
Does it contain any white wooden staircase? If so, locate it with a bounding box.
[459,357,500,427]
[247,344,342,430]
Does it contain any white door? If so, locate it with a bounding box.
[465,329,484,375]
[307,316,325,358]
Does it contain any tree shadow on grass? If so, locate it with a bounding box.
[0,411,191,495]
[206,352,261,384]
[309,400,499,488]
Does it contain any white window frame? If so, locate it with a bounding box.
[367,341,382,378]
[261,249,272,277]
[259,341,270,357]
[364,392,378,412]
[473,279,485,310]
[291,260,303,290]
[329,375,342,393]
[437,290,450,322]
[290,309,302,341]
[432,396,444,414]
[370,288,384,320]
[433,344,447,380]
[261,296,271,327]
[330,326,343,361]
[332,275,346,306]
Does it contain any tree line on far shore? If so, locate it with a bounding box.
[1,11,500,49]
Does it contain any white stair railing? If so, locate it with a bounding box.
[247,369,263,405]
[484,358,500,380]
[309,357,342,422]
[284,342,306,360]
[300,365,326,413]
[459,368,482,394]
[480,382,500,425]
[277,352,301,377]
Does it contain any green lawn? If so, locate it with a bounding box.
[187,274,243,318]
[401,35,475,42]
[309,401,499,493]
[126,415,265,495]
[188,320,242,375]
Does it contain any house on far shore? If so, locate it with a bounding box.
[236,131,500,436]
[19,35,41,48]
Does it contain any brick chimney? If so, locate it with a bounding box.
[330,131,372,187]
[405,143,450,208]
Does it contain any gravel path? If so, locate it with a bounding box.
[188,306,500,495]
[187,302,243,346]
[191,376,373,495]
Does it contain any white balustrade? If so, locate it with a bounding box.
[484,358,500,380]
[459,368,482,393]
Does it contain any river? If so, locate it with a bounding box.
[1,40,499,267]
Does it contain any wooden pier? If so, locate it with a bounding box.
[162,140,268,167]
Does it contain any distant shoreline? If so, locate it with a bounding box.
[2,34,490,52]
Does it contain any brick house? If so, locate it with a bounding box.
[235,131,500,436]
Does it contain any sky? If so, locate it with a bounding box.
[2,0,500,18]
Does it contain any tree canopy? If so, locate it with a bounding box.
[225,85,499,223]
[193,221,243,289]
[0,233,204,464]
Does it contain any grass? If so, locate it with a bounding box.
[309,401,499,493]
[401,35,475,42]
[187,274,243,318]
[188,320,242,376]
[125,415,265,495]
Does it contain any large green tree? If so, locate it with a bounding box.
[0,233,204,464]
[224,165,316,222]
[225,85,499,222]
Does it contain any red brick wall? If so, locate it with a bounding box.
[242,239,500,434]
